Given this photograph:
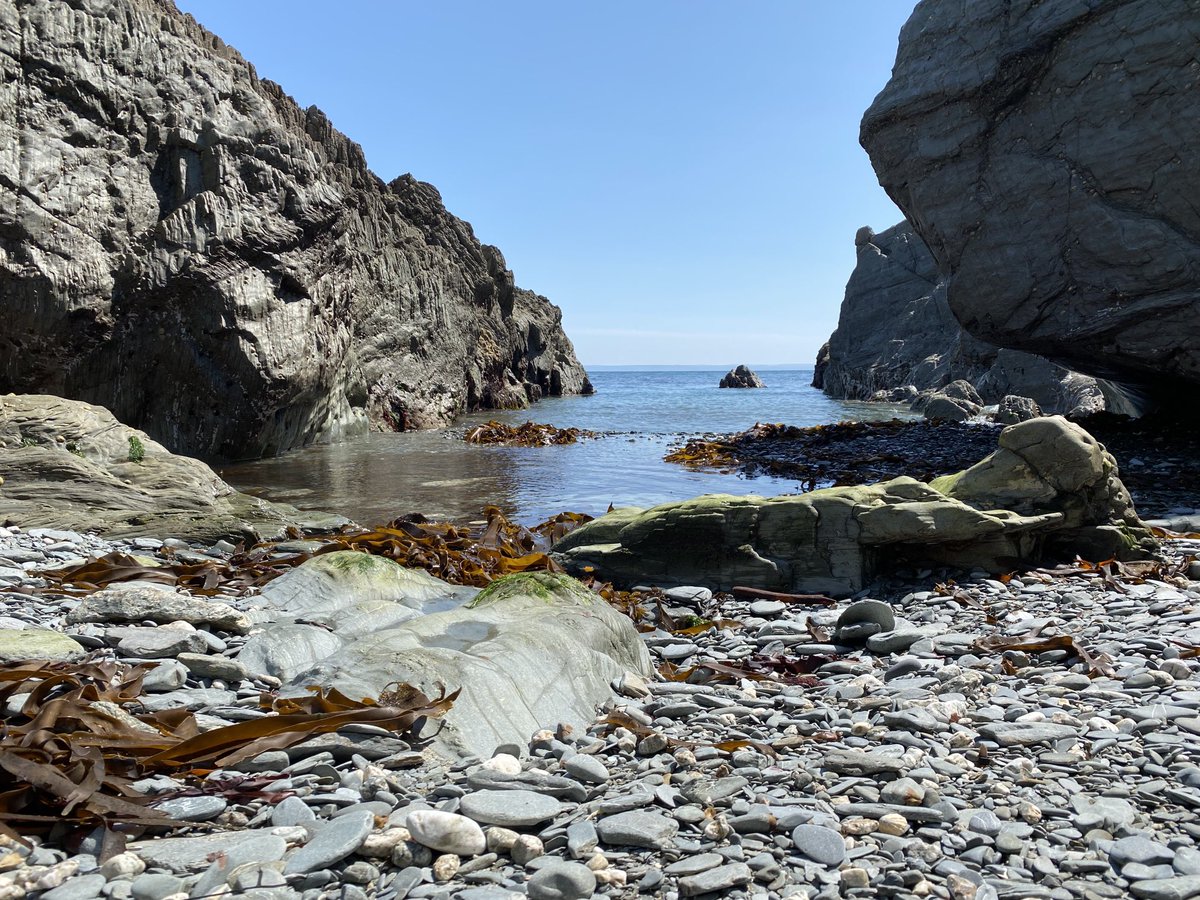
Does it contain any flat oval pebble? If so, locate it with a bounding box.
[596,810,679,849]
[526,861,597,900]
[406,810,487,855]
[282,809,375,875]
[459,789,564,827]
[792,824,847,866]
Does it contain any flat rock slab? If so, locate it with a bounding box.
[596,810,679,850]
[127,830,285,873]
[976,722,1080,746]
[66,587,251,634]
[679,862,754,897]
[283,809,375,875]
[0,628,85,663]
[459,789,565,827]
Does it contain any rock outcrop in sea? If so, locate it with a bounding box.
[719,365,765,389]
[860,1,1200,399]
[0,0,591,460]
[814,222,1137,417]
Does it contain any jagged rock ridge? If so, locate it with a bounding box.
[860,0,1200,398]
[814,221,1137,416]
[0,0,591,460]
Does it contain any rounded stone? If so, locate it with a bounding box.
[407,810,487,856]
[836,600,896,640]
[596,810,679,850]
[152,795,227,822]
[792,824,847,866]
[527,861,597,900]
[282,809,375,875]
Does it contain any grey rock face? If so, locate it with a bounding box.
[0,395,343,542]
[1,0,590,460]
[861,4,1200,396]
[815,222,1129,417]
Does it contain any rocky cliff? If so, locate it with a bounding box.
[0,0,590,460]
[814,221,1134,416]
[860,0,1200,397]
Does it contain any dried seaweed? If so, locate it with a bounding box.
[464,421,596,446]
[972,633,1116,678]
[0,661,454,850]
[731,586,836,606]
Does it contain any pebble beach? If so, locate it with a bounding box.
[4,521,1200,900]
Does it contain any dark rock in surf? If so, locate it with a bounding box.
[719,366,765,389]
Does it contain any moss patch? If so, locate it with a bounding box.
[469,571,595,609]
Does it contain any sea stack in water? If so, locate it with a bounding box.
[1,0,590,460]
[860,2,1200,400]
[719,366,765,389]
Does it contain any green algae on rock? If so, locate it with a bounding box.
[553,416,1155,595]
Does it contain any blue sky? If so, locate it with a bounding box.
[175,2,914,367]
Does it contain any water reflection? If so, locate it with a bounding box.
[220,370,914,527]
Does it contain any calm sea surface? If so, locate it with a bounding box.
[220,368,910,527]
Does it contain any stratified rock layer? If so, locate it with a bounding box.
[0,394,340,542]
[861,1,1200,394]
[815,222,1131,416]
[0,0,590,460]
[553,417,1153,595]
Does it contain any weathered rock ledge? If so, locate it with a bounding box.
[555,416,1154,595]
[0,394,339,542]
[1,0,591,460]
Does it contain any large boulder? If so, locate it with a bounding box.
[814,222,1136,416]
[238,564,652,759]
[860,3,1200,397]
[0,0,590,460]
[552,417,1154,595]
[0,394,342,542]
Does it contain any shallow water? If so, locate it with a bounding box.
[221,368,912,526]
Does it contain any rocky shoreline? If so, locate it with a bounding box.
[3,481,1200,900]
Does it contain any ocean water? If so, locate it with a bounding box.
[220,367,910,527]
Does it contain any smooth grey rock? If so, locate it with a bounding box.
[678,863,754,897]
[40,875,107,900]
[0,398,327,543]
[837,599,896,638]
[1111,836,1176,869]
[459,789,563,827]
[792,824,846,866]
[665,853,725,876]
[129,873,185,900]
[282,809,374,875]
[151,795,227,822]
[272,795,317,827]
[596,810,679,850]
[281,572,652,759]
[563,753,610,785]
[554,417,1151,593]
[65,586,252,634]
[140,660,189,692]
[406,810,486,855]
[526,862,597,900]
[116,626,207,659]
[861,3,1200,396]
[976,721,1080,747]
[176,652,250,682]
[138,688,236,713]
[1129,876,1200,900]
[126,830,285,873]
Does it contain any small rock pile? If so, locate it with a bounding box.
[2,525,1200,900]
